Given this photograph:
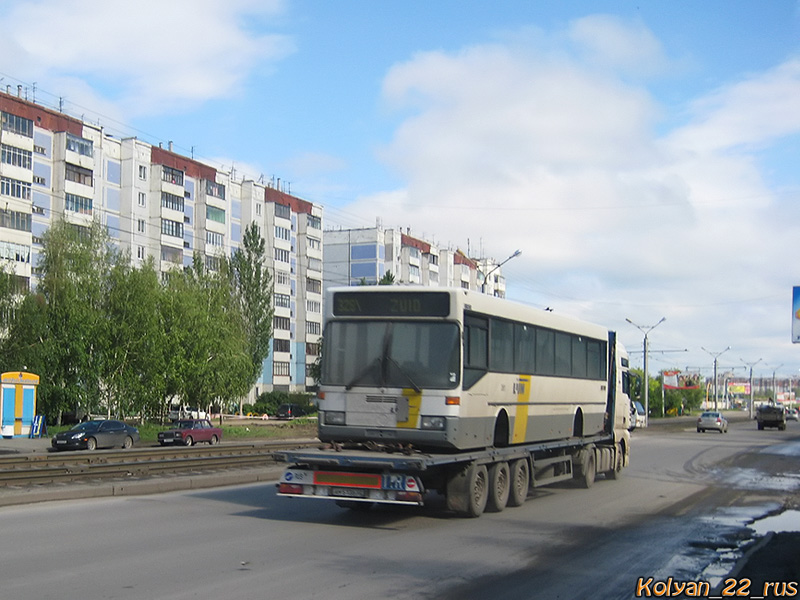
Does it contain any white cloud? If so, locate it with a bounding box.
[349,17,800,367]
[0,0,293,117]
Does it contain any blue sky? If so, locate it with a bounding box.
[2,0,800,384]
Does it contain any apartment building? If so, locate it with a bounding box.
[0,89,322,394]
[323,225,508,296]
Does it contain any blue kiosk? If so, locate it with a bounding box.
[1,372,40,438]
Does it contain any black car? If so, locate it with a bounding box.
[51,420,140,451]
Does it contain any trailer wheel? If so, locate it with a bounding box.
[446,462,489,518]
[577,447,596,489]
[487,462,510,512]
[508,458,530,507]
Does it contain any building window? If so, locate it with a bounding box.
[427,253,439,265]
[206,205,225,224]
[306,342,320,356]
[205,180,225,199]
[33,175,46,185]
[138,165,147,180]
[137,219,146,233]
[33,144,46,155]
[138,192,146,207]
[65,193,92,215]
[161,165,184,186]
[206,231,224,246]
[255,203,262,216]
[161,191,184,212]
[0,240,31,263]
[275,270,291,286]
[161,245,182,264]
[306,299,321,313]
[273,361,291,377]
[66,133,93,157]
[65,163,93,186]
[1,144,32,169]
[0,176,31,200]
[275,248,290,263]
[307,257,322,272]
[0,209,31,232]
[306,321,321,335]
[274,316,291,330]
[306,278,321,294]
[1,112,33,137]
[275,203,290,220]
[205,255,220,272]
[274,338,291,353]
[307,214,321,229]
[161,218,183,238]
[137,246,146,260]
[275,225,291,241]
[274,293,291,309]
[307,237,321,250]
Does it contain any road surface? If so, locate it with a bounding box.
[1,416,797,599]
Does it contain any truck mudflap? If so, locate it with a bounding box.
[277,468,426,506]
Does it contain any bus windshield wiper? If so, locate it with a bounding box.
[386,355,421,393]
[345,357,380,390]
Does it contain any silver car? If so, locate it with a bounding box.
[697,411,728,433]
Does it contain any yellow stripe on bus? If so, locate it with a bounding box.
[512,375,531,443]
[398,388,422,428]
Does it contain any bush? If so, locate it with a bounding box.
[243,391,315,417]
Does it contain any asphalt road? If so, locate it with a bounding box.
[0,416,798,600]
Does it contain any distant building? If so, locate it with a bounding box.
[323,224,508,296]
[0,88,322,395]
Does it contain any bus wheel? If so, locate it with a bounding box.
[446,461,489,518]
[487,462,510,512]
[576,446,596,489]
[508,458,530,507]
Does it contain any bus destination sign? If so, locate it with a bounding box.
[333,291,451,317]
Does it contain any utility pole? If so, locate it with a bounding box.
[741,358,762,419]
[702,346,730,410]
[626,317,665,425]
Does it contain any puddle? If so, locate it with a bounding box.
[750,509,800,535]
[712,467,800,491]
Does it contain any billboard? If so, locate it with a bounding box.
[793,287,800,343]
[663,370,701,390]
[728,382,751,395]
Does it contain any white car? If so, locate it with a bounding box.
[697,411,728,433]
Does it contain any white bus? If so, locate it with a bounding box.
[318,286,632,453]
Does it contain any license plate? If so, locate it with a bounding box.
[331,487,367,498]
[56,440,66,444]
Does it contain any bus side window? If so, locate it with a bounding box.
[463,314,488,389]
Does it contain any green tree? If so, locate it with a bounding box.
[99,256,166,419]
[36,220,114,421]
[379,271,395,285]
[230,222,273,386]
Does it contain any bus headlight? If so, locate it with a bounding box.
[324,411,346,425]
[420,416,446,430]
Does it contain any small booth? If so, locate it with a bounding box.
[1,372,40,438]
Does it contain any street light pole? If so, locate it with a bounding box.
[702,346,730,410]
[741,358,761,419]
[626,317,665,426]
[480,250,521,295]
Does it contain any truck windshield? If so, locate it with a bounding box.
[322,321,460,390]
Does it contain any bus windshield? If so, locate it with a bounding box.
[322,320,460,390]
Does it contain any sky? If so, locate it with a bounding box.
[1,0,800,386]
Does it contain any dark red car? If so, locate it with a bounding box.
[158,419,222,446]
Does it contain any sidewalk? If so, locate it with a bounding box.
[0,435,52,455]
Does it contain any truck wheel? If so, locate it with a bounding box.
[606,443,623,480]
[487,462,510,512]
[446,462,489,518]
[576,447,596,489]
[508,458,530,507]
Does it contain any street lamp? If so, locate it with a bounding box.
[766,364,784,401]
[702,346,730,410]
[741,358,762,419]
[480,250,521,294]
[626,317,666,425]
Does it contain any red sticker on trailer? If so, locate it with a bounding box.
[314,471,382,488]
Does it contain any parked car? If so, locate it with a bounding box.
[158,419,222,446]
[785,408,798,421]
[697,411,728,433]
[276,403,306,420]
[52,420,140,451]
